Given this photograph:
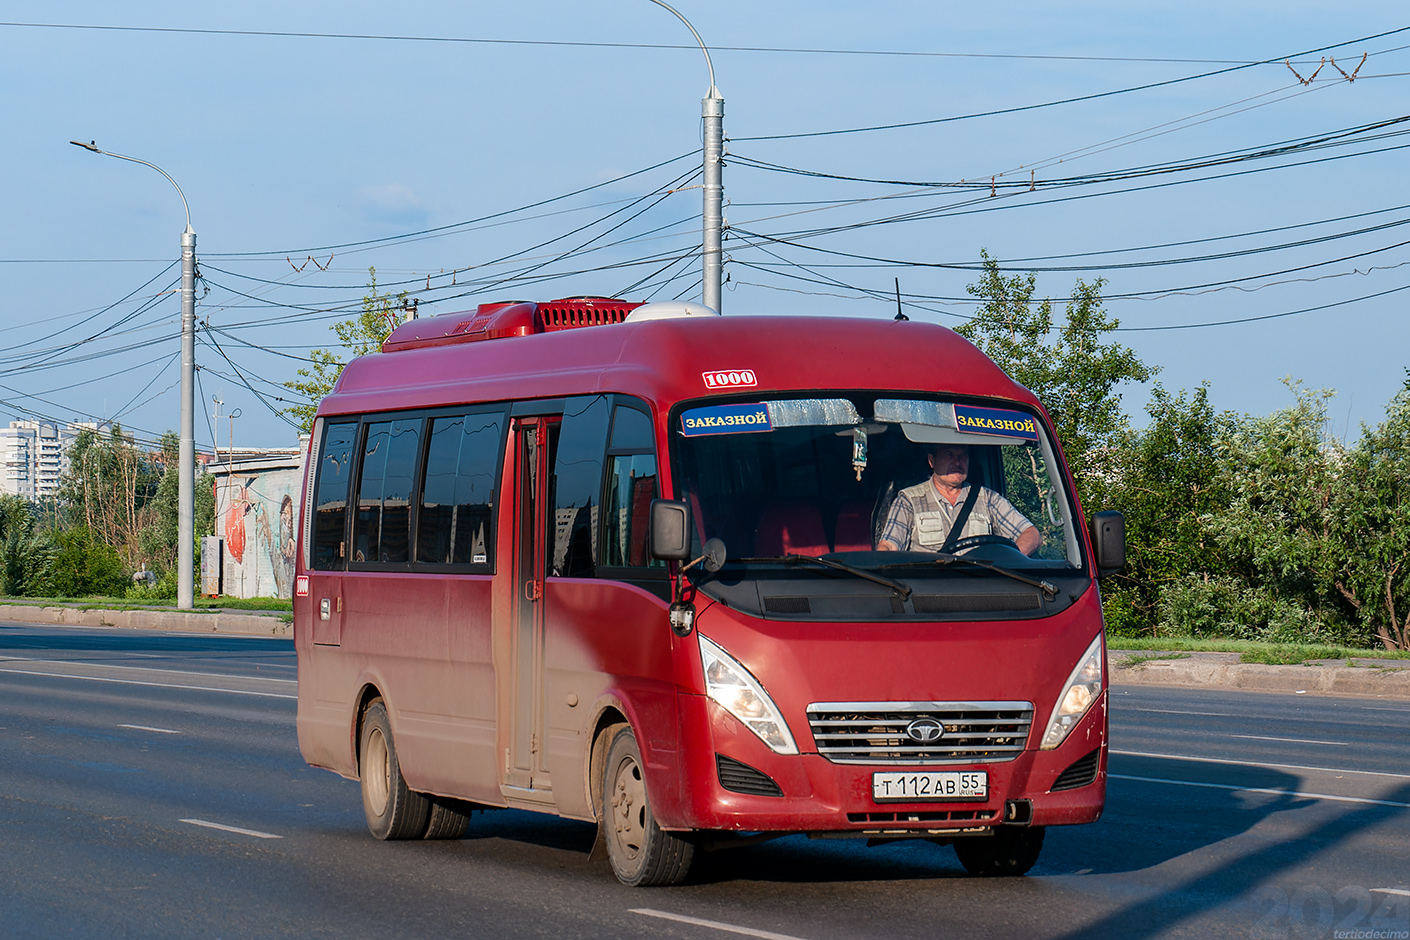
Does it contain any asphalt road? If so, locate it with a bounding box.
[1,622,1406,940]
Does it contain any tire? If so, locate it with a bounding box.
[953,826,1045,876]
[359,701,431,840]
[601,726,694,886]
[422,798,472,840]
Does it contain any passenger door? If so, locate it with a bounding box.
[504,414,557,796]
[309,421,358,647]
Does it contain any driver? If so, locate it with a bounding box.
[877,443,1041,555]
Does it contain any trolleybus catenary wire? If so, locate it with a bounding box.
[730,25,1410,140]
[731,138,1410,244]
[11,20,1388,66]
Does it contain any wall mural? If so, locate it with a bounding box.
[214,465,301,599]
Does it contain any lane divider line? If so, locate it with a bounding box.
[1111,750,1410,780]
[0,656,297,685]
[1226,734,1350,747]
[118,724,181,734]
[180,818,282,839]
[1371,888,1410,896]
[1109,773,1410,809]
[631,909,810,940]
[0,667,296,699]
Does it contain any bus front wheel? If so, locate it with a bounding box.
[953,826,1045,876]
[359,701,430,840]
[601,726,694,886]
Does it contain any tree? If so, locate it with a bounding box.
[1101,384,1235,636]
[283,268,410,432]
[957,251,1154,507]
[1161,380,1355,643]
[56,423,161,565]
[0,495,54,597]
[1327,371,1410,650]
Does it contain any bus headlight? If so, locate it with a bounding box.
[698,635,798,755]
[1039,633,1104,750]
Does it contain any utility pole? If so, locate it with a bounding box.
[72,140,198,608]
[646,1,723,312]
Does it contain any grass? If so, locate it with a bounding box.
[0,595,291,613]
[1109,635,1410,663]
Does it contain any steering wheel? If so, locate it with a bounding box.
[947,534,1019,554]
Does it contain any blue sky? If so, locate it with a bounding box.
[2,2,1406,449]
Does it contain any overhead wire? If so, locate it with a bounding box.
[730,26,1410,140]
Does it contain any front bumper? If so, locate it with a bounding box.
[657,689,1107,833]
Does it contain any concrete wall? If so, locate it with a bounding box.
[212,460,302,599]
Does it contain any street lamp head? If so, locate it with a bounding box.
[70,140,101,153]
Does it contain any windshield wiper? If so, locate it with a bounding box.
[738,554,913,601]
[882,554,1058,599]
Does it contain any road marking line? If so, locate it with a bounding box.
[118,724,181,734]
[1111,750,1410,780]
[2,657,296,684]
[1110,774,1410,809]
[1371,888,1410,896]
[631,909,809,940]
[0,667,296,699]
[1227,734,1350,746]
[1122,708,1240,718]
[180,818,282,839]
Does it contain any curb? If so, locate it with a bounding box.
[0,603,291,638]
[1110,649,1410,700]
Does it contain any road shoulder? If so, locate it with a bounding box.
[1110,648,1410,700]
[0,602,291,637]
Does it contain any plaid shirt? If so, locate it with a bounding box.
[879,479,1034,551]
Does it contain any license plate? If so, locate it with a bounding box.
[872,771,988,802]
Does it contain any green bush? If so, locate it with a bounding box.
[1156,573,1353,644]
[49,527,128,598]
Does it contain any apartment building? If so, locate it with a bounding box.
[0,420,96,500]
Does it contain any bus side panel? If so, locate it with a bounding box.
[339,570,499,802]
[295,593,361,780]
[541,579,677,821]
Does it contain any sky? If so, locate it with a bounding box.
[2,2,1407,451]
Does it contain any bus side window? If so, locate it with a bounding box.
[352,418,422,565]
[418,410,504,567]
[604,454,659,567]
[603,403,660,569]
[311,421,358,569]
[549,395,610,578]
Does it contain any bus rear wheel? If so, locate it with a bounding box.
[601,726,694,886]
[422,798,472,840]
[359,701,431,840]
[953,826,1045,876]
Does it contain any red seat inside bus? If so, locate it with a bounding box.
[832,501,874,552]
[754,500,830,557]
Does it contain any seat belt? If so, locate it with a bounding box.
[939,484,982,554]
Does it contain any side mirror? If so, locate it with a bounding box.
[1089,510,1125,577]
[649,499,692,561]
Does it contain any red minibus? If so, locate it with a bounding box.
[294,297,1124,886]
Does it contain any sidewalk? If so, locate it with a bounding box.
[0,602,291,637]
[1109,648,1410,700]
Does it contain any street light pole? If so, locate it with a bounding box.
[645,1,724,313]
[71,140,197,609]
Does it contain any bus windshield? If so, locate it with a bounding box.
[673,394,1083,572]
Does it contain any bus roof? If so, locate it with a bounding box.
[319,312,1037,419]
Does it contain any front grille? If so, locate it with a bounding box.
[716,755,783,797]
[1050,748,1101,791]
[807,701,1034,765]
